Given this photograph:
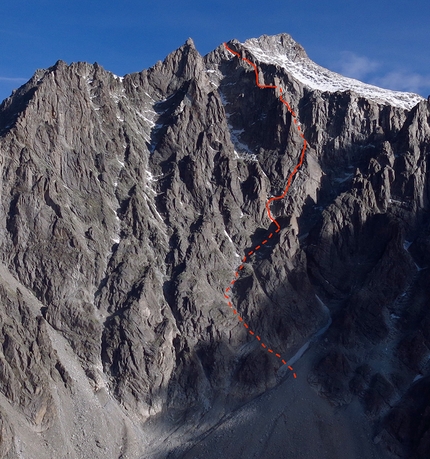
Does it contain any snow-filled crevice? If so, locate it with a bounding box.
[223,229,241,259]
[218,90,258,162]
[278,294,332,374]
[142,170,166,226]
[228,126,258,162]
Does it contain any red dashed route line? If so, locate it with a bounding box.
[222,42,308,379]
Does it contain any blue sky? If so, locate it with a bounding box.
[1,0,429,103]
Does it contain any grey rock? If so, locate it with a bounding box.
[0,32,428,459]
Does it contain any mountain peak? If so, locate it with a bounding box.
[244,33,308,61]
[185,37,195,48]
[240,33,423,110]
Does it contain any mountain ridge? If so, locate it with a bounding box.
[1,33,424,130]
[242,33,424,109]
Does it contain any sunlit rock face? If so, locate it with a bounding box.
[0,33,428,459]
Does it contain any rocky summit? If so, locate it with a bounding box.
[0,33,429,459]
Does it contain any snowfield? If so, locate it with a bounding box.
[242,35,424,110]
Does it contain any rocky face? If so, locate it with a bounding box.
[0,33,429,459]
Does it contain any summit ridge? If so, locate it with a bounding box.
[242,34,423,110]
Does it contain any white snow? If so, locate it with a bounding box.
[157,92,176,104]
[110,206,120,222]
[282,295,332,368]
[403,240,412,250]
[242,37,424,110]
[287,340,310,367]
[174,100,185,115]
[204,68,223,89]
[136,109,157,128]
[145,184,156,195]
[223,229,233,244]
[314,295,332,337]
[227,124,258,161]
[218,91,258,161]
[389,198,405,205]
[110,86,126,104]
[144,91,155,101]
[333,172,354,184]
[146,170,157,182]
[144,170,159,195]
[223,229,241,258]
[153,209,164,222]
[218,91,229,107]
[231,128,245,135]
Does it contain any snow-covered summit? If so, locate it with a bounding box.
[242,34,423,110]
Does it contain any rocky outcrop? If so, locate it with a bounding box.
[0,33,428,458]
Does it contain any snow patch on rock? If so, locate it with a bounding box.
[242,35,423,110]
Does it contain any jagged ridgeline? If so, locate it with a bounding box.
[0,34,429,459]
